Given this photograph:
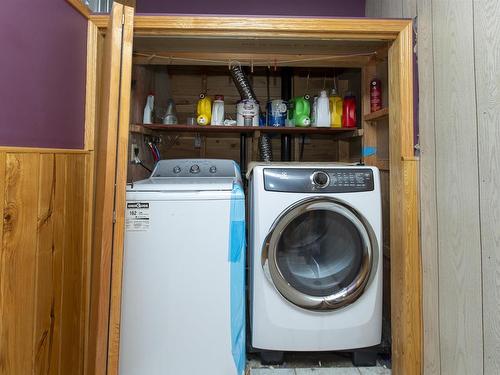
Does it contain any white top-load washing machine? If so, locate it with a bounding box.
[249,163,382,351]
[120,159,246,375]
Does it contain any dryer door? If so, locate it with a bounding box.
[262,197,377,311]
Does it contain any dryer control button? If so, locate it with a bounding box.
[173,166,181,174]
[190,164,200,174]
[209,166,217,174]
[312,171,329,188]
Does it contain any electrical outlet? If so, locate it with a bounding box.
[130,143,139,163]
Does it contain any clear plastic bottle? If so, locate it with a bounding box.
[311,95,318,126]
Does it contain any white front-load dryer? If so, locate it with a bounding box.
[249,163,382,352]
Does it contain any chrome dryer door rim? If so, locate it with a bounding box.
[261,197,378,311]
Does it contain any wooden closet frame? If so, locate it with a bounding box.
[81,6,420,375]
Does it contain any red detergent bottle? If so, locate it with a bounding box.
[342,95,357,128]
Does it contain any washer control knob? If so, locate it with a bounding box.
[173,166,181,174]
[190,164,200,174]
[312,171,329,188]
[209,166,217,174]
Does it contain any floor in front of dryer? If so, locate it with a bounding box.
[247,353,391,374]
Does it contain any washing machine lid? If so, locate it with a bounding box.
[262,197,378,311]
[128,159,241,192]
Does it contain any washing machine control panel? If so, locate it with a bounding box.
[263,168,374,193]
[151,159,237,178]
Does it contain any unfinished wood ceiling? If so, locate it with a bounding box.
[133,36,388,67]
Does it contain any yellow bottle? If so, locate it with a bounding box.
[196,94,212,126]
[329,89,343,128]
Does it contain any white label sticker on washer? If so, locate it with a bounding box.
[126,202,150,232]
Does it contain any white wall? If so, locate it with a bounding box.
[365,0,500,374]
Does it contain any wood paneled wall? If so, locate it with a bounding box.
[127,65,362,181]
[366,0,500,374]
[0,149,93,375]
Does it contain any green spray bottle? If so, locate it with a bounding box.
[291,95,311,127]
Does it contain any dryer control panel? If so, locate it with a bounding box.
[263,168,374,193]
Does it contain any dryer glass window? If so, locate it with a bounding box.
[276,209,363,297]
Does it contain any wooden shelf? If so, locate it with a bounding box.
[131,123,363,137]
[364,107,389,122]
[130,124,153,135]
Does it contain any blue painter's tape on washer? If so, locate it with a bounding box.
[229,182,246,374]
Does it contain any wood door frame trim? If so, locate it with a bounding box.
[388,22,422,375]
[92,16,421,375]
[87,4,129,375]
[90,14,409,40]
[105,4,135,374]
[84,21,100,152]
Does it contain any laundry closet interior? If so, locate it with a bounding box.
[87,5,419,375]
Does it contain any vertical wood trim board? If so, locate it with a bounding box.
[88,3,132,375]
[60,155,87,375]
[1,153,40,375]
[416,0,441,373]
[388,22,422,375]
[85,21,100,152]
[474,0,500,373]
[83,153,96,375]
[51,155,68,375]
[107,3,135,374]
[33,154,56,375]
[0,150,92,375]
[433,0,483,374]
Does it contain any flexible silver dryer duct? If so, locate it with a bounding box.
[258,135,273,162]
[229,63,257,101]
[229,62,273,162]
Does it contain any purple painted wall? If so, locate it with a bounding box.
[137,0,365,17]
[0,1,87,149]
